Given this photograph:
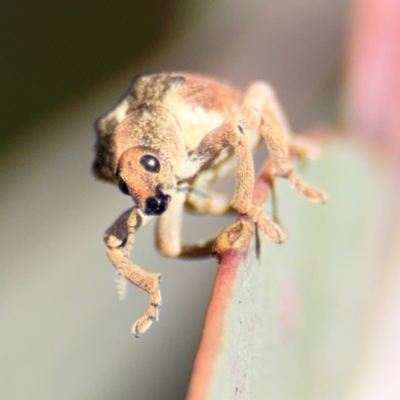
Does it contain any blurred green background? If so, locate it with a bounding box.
[0,0,186,150]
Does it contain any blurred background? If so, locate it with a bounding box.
[1,0,399,399]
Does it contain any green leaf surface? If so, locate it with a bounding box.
[188,142,381,400]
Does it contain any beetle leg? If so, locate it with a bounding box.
[184,172,235,215]
[252,158,281,225]
[104,207,161,337]
[177,106,285,243]
[156,191,217,258]
[288,134,323,161]
[242,81,327,203]
[185,188,234,215]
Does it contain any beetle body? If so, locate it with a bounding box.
[93,72,326,336]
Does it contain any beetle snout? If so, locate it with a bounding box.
[144,191,171,216]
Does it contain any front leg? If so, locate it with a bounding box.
[104,207,161,337]
[177,106,285,243]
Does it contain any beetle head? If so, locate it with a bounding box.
[94,104,187,216]
[117,146,174,216]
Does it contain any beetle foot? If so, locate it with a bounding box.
[246,206,285,244]
[256,213,285,244]
[287,172,327,204]
[131,289,162,337]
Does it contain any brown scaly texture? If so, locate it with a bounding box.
[92,72,327,336]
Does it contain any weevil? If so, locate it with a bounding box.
[92,72,326,337]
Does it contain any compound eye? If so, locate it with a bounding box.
[140,155,160,173]
[118,178,130,195]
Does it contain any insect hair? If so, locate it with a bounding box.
[115,271,128,301]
